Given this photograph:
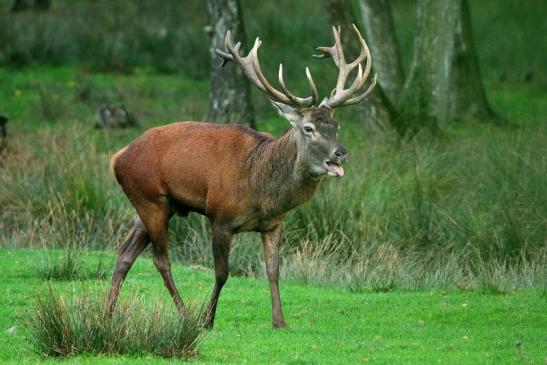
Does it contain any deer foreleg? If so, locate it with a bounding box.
[261,224,286,328]
[204,222,232,329]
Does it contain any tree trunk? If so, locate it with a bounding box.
[357,0,404,104]
[401,0,501,129]
[207,0,255,128]
[323,0,400,137]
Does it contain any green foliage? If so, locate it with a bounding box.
[0,125,131,250]
[25,287,205,359]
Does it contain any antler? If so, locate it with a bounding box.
[215,31,318,108]
[314,24,377,108]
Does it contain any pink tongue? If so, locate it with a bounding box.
[331,164,344,176]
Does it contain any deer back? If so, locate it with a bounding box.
[112,122,276,220]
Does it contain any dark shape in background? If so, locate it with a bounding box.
[95,104,139,129]
[0,115,8,152]
[11,0,50,12]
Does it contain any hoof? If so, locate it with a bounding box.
[203,314,215,330]
[273,321,287,329]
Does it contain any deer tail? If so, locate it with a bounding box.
[110,147,127,182]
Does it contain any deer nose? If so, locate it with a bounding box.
[334,147,348,162]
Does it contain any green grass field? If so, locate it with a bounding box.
[1,248,545,364]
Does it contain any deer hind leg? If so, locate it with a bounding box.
[138,199,186,316]
[204,221,232,329]
[106,216,150,314]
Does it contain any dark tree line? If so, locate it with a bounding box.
[10,0,50,12]
[208,0,501,136]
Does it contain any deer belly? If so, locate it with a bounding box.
[229,212,284,233]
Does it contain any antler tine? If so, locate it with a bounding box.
[216,31,236,61]
[278,64,319,106]
[216,30,316,108]
[313,26,343,67]
[332,26,349,92]
[317,24,376,108]
[343,73,377,106]
[305,67,319,105]
[347,25,372,94]
[215,49,233,67]
[215,31,235,66]
[348,24,369,69]
[251,47,294,104]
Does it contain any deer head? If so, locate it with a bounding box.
[216,25,376,178]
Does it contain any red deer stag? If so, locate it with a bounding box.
[106,25,376,329]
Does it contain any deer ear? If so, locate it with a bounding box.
[270,100,302,127]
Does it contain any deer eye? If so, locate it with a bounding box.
[304,126,314,133]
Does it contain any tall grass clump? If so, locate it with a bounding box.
[38,245,81,281]
[38,245,107,281]
[26,289,205,359]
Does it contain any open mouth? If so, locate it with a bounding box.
[325,161,344,177]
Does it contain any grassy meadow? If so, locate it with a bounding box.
[0,0,546,363]
[1,249,546,364]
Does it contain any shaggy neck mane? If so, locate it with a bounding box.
[244,129,319,212]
